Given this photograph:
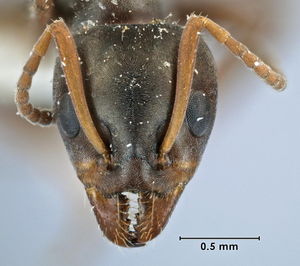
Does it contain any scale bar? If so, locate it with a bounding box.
[179,236,260,241]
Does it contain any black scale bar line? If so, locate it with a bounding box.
[179,236,261,241]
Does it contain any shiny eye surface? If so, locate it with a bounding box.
[186,90,211,137]
[57,94,80,138]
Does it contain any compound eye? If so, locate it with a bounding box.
[186,90,212,137]
[57,94,80,138]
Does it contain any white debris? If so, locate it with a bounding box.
[121,192,139,232]
[165,13,173,20]
[121,26,130,41]
[163,61,171,68]
[159,28,169,35]
[254,61,262,67]
[81,20,96,34]
[196,117,204,122]
[154,27,169,39]
[126,143,132,148]
[98,1,106,9]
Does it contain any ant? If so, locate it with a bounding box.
[15,0,286,247]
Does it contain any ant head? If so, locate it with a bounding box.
[53,23,217,247]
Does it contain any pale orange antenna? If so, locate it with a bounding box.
[158,15,286,166]
[16,19,111,164]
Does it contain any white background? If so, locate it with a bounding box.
[0,0,299,265]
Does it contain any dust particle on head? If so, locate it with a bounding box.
[154,27,169,39]
[121,26,130,41]
[81,20,96,34]
[163,61,171,68]
[98,2,106,10]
